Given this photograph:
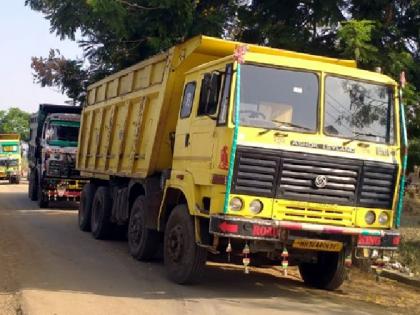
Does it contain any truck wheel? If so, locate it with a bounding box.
[38,178,49,208]
[164,204,207,284]
[128,196,160,260]
[91,186,113,239]
[78,183,96,232]
[28,172,38,201]
[299,250,346,290]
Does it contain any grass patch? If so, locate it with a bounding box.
[398,240,420,274]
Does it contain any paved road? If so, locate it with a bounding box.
[0,183,415,315]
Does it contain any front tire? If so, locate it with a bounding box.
[164,204,207,284]
[299,250,346,290]
[128,195,160,260]
[28,171,38,201]
[78,183,96,232]
[37,176,49,208]
[90,186,113,239]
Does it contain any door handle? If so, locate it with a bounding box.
[185,133,190,147]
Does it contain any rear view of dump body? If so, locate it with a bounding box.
[28,104,87,208]
[77,36,404,291]
[0,134,21,184]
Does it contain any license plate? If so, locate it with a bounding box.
[293,239,343,252]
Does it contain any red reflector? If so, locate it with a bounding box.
[392,235,401,245]
[358,235,381,246]
[252,225,279,237]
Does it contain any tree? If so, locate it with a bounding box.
[25,0,236,104]
[0,108,30,141]
[26,0,419,120]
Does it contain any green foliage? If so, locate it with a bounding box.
[26,0,419,116]
[25,0,236,103]
[337,20,378,63]
[0,108,30,141]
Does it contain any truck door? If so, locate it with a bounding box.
[173,70,224,183]
[187,72,223,183]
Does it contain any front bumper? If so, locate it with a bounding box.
[209,215,400,250]
[43,178,88,200]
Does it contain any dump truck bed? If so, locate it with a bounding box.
[77,35,356,180]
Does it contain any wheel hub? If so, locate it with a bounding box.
[129,213,143,244]
[168,225,184,262]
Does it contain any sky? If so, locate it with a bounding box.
[0,2,84,113]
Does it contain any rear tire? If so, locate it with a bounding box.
[299,250,346,290]
[91,186,113,239]
[128,195,160,260]
[78,183,96,232]
[164,204,207,284]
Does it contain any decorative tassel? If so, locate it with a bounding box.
[226,239,232,262]
[281,247,289,276]
[344,255,352,268]
[242,243,250,274]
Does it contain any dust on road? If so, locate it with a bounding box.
[0,182,419,315]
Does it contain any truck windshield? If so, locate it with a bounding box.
[0,144,19,153]
[47,120,80,146]
[239,64,318,132]
[324,76,394,143]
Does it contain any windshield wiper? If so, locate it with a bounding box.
[343,132,385,145]
[271,120,312,131]
[354,132,385,138]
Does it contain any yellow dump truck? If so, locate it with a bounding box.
[77,36,405,290]
[0,134,21,184]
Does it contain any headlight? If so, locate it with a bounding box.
[378,212,389,225]
[229,197,243,211]
[249,199,263,214]
[365,211,376,225]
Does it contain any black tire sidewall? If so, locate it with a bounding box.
[163,204,206,284]
[90,186,113,239]
[299,250,346,290]
[37,175,48,208]
[78,183,96,231]
[128,196,159,260]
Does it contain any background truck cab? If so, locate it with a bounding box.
[0,134,21,184]
[28,104,86,208]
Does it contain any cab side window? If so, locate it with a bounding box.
[180,82,196,119]
[197,72,221,116]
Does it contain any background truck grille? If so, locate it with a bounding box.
[48,160,79,178]
[231,146,397,210]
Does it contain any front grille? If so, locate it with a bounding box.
[231,146,397,210]
[48,160,80,178]
[282,204,354,226]
[278,155,360,205]
[359,162,396,209]
[233,153,279,197]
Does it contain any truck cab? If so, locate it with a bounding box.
[28,104,86,208]
[0,134,21,184]
[168,47,401,289]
